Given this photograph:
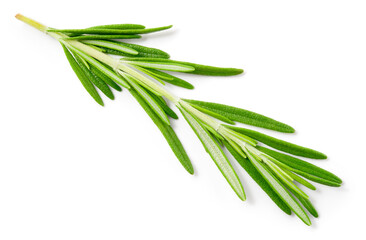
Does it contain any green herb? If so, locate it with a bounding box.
[226,126,327,159]
[122,57,244,76]
[16,14,342,225]
[184,99,295,132]
[65,35,142,40]
[48,25,173,35]
[86,23,146,30]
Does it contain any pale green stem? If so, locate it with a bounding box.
[15,14,48,32]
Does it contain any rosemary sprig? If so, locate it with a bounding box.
[16,14,342,226]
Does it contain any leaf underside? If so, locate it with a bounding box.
[180,107,245,201]
[94,41,170,59]
[122,57,243,76]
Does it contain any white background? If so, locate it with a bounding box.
[1,0,365,239]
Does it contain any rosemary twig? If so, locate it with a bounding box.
[16,14,342,226]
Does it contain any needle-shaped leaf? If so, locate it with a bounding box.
[132,65,166,85]
[263,157,309,200]
[125,60,195,72]
[64,35,142,40]
[244,149,311,225]
[100,47,166,59]
[228,126,326,159]
[139,68,174,81]
[257,146,342,186]
[184,101,235,124]
[146,69,194,89]
[123,73,170,125]
[281,168,316,190]
[224,140,292,215]
[226,139,248,159]
[129,88,193,174]
[179,107,245,200]
[223,127,258,146]
[291,191,319,218]
[82,40,138,55]
[87,24,146,29]
[208,131,224,146]
[72,54,115,100]
[49,25,173,35]
[184,100,294,133]
[122,57,243,76]
[98,42,170,59]
[65,44,130,89]
[61,44,104,106]
[89,65,122,91]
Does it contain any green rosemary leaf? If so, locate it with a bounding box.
[300,172,341,186]
[123,73,170,125]
[182,63,243,76]
[223,127,258,146]
[263,157,310,200]
[132,65,166,85]
[100,46,170,59]
[244,149,311,225]
[89,65,122,91]
[65,44,130,89]
[61,44,104,106]
[146,69,194,89]
[106,42,170,59]
[257,146,342,186]
[226,139,247,159]
[73,54,115,100]
[49,25,173,35]
[184,100,295,133]
[125,60,195,72]
[146,89,178,119]
[282,169,316,190]
[180,108,245,201]
[85,44,106,53]
[140,69,174,81]
[64,35,142,41]
[121,57,243,76]
[291,190,319,218]
[82,40,138,55]
[209,131,224,146]
[224,141,292,215]
[129,88,193,174]
[117,67,162,96]
[297,172,341,187]
[78,55,90,69]
[228,126,326,159]
[87,24,146,30]
[184,100,235,124]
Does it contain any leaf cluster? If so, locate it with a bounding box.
[16,15,342,226]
